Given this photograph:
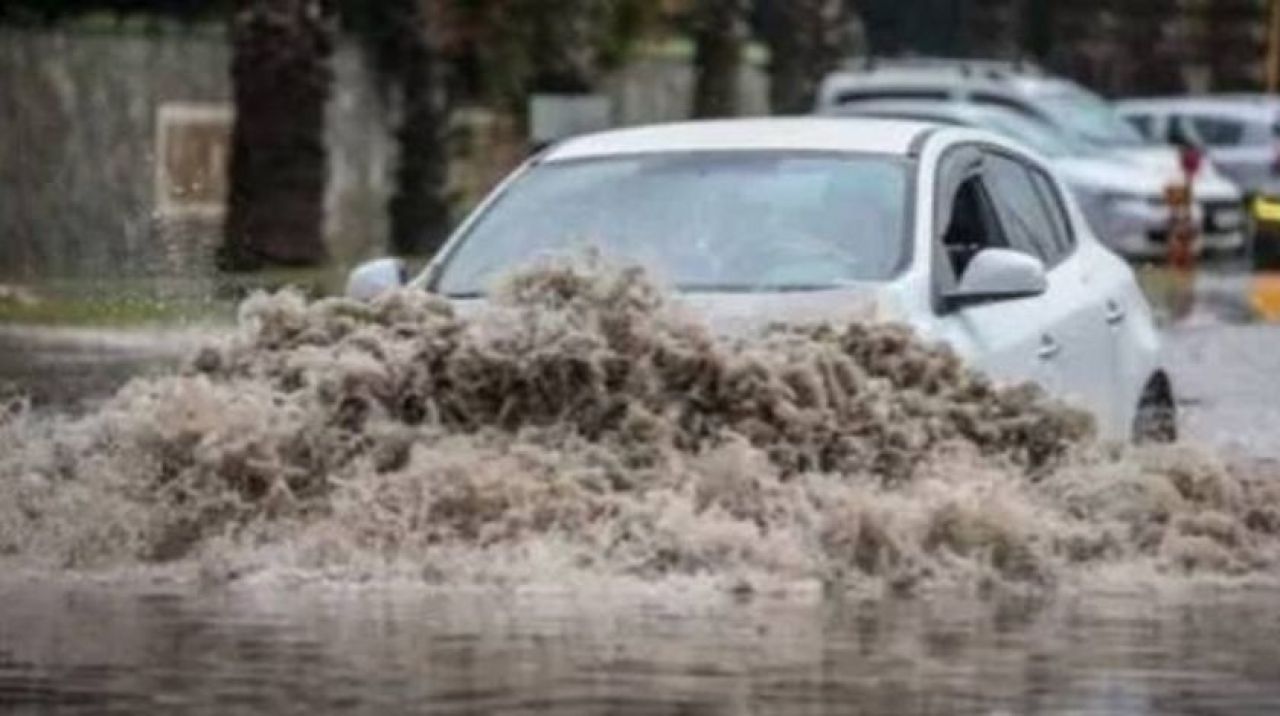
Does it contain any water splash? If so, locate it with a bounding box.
[1,258,1277,594]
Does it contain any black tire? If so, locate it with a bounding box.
[1133,376,1177,444]
[1254,225,1280,271]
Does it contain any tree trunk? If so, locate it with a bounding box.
[221,0,334,270]
[387,0,451,257]
[960,0,1022,60]
[691,0,748,118]
[529,1,597,93]
[762,0,856,115]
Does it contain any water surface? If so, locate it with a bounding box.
[2,582,1278,715]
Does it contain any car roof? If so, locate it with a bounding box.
[828,100,970,121]
[1116,97,1279,121]
[821,70,1017,100]
[541,117,937,162]
[817,67,1083,108]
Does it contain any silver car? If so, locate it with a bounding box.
[816,63,1247,256]
[1116,97,1280,198]
[824,100,1242,258]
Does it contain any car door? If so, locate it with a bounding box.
[981,150,1123,435]
[929,145,1065,398]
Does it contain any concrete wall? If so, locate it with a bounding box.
[0,26,769,290]
[0,26,393,285]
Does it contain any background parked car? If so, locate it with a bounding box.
[817,59,1153,151]
[1116,97,1280,197]
[823,99,1246,259]
[817,63,1248,258]
[1116,96,1280,267]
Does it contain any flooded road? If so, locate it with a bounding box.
[1,581,1279,714]
[3,271,1280,714]
[0,327,198,412]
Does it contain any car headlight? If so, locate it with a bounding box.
[1254,195,1280,223]
[1074,188,1168,239]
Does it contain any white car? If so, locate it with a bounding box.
[817,61,1247,255]
[348,118,1176,442]
[1117,96,1280,198]
[825,100,1247,258]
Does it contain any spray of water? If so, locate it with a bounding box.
[1,259,1277,594]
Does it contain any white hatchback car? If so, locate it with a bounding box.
[348,118,1176,442]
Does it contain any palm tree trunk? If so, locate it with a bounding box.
[387,0,451,257]
[691,0,748,118]
[221,0,334,270]
[763,0,856,115]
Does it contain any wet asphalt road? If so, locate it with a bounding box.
[0,326,201,412]
[1165,321,1280,460]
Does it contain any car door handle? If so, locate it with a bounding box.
[1038,334,1061,360]
[1106,300,1127,325]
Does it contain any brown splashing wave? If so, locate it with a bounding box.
[2,260,1278,593]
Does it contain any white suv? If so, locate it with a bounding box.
[348,118,1176,442]
[817,61,1247,255]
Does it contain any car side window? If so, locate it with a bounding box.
[836,89,949,105]
[970,93,1041,120]
[1125,113,1154,139]
[1188,115,1245,146]
[981,154,1062,265]
[1027,168,1075,262]
[941,173,1008,278]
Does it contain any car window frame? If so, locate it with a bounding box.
[1026,165,1077,265]
[931,143,1012,311]
[978,146,1077,267]
[979,151,1067,263]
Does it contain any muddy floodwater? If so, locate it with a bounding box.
[2,581,1280,714]
[4,264,1280,714]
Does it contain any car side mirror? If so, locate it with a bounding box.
[346,258,407,301]
[944,248,1047,310]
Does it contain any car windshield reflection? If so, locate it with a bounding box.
[433,152,912,296]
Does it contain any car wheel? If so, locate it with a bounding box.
[1133,375,1177,444]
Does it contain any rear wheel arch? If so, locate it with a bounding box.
[1133,370,1177,443]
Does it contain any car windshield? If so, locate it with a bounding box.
[1033,89,1149,147]
[967,107,1097,158]
[435,152,911,296]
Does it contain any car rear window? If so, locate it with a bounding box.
[836,89,949,105]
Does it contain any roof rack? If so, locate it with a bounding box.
[846,56,1044,81]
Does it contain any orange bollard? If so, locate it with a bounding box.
[1251,272,1280,321]
[1163,181,1197,322]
